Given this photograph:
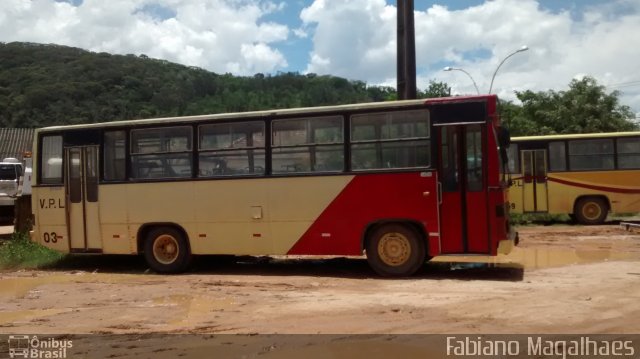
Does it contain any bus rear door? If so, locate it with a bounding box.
[521,149,548,212]
[438,124,490,254]
[66,146,102,251]
[430,100,491,255]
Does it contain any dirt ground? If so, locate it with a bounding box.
[1,223,640,337]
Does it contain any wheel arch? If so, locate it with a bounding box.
[360,218,428,253]
[137,222,191,254]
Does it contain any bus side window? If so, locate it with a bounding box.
[617,137,640,169]
[440,127,459,191]
[104,131,126,181]
[548,141,566,172]
[130,127,193,179]
[465,125,483,192]
[199,122,266,177]
[568,139,614,171]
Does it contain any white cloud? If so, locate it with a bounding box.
[0,0,289,75]
[2,0,640,113]
[293,28,309,38]
[301,0,395,80]
[301,0,640,113]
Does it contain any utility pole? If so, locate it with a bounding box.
[397,0,417,100]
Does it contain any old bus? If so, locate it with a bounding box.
[507,131,640,224]
[30,96,515,276]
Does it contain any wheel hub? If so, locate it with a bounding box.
[583,202,601,220]
[153,235,180,265]
[378,232,411,266]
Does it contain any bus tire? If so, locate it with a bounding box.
[144,227,192,273]
[574,197,608,225]
[365,224,426,277]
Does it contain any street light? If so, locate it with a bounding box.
[488,45,529,94]
[443,66,480,95]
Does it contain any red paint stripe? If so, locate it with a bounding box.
[548,177,640,194]
[287,173,439,256]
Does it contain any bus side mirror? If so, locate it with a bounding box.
[497,126,511,147]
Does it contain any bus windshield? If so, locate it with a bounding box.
[0,165,18,180]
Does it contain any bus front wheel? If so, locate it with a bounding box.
[365,224,426,277]
[144,227,192,273]
[574,197,608,225]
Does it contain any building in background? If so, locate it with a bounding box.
[0,128,34,161]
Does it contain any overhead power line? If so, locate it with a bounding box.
[605,80,640,89]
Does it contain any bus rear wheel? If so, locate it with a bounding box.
[365,224,426,277]
[144,227,192,273]
[574,197,608,225]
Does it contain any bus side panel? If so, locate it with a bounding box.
[98,177,354,256]
[547,171,640,214]
[192,176,351,255]
[287,172,439,256]
[488,190,509,255]
[465,191,490,253]
[31,186,69,252]
[99,185,136,254]
[507,181,525,214]
[267,176,353,255]
[484,120,509,254]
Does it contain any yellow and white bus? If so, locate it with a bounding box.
[30,96,516,276]
[507,131,640,224]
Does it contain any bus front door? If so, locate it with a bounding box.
[438,124,490,254]
[66,146,102,251]
[522,149,548,212]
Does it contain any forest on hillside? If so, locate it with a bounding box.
[0,42,636,135]
[0,42,407,127]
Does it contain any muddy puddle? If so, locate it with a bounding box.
[0,272,151,299]
[432,245,640,270]
[149,294,235,327]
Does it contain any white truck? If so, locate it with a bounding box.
[0,158,25,218]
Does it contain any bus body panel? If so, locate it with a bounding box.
[288,172,439,256]
[97,173,437,257]
[547,171,640,214]
[31,186,68,252]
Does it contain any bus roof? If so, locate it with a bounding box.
[512,131,640,142]
[36,95,495,133]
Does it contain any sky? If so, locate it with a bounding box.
[1,0,640,118]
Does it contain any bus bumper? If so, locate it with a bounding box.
[497,227,519,255]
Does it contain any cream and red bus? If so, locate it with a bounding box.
[507,131,640,224]
[30,95,515,276]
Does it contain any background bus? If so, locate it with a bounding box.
[507,131,640,224]
[30,96,514,276]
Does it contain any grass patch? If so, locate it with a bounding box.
[0,232,65,269]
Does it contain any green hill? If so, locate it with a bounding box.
[0,42,405,128]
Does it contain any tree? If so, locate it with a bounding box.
[420,80,451,98]
[508,77,637,136]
